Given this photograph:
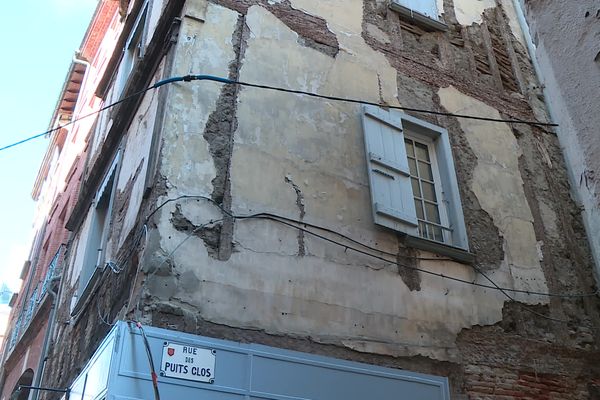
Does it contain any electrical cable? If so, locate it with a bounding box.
[468,262,568,323]
[144,195,598,301]
[143,195,450,262]
[0,74,557,153]
[97,297,114,327]
[141,202,570,323]
[175,74,558,128]
[123,224,150,317]
[127,219,222,316]
[0,85,154,153]
[131,320,161,400]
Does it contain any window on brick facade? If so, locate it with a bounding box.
[361,105,471,262]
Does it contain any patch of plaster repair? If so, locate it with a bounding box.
[201,13,250,261]
[284,175,306,256]
[396,245,422,291]
[286,0,399,105]
[171,204,222,258]
[213,0,339,57]
[438,85,549,303]
[203,15,248,204]
[453,0,496,26]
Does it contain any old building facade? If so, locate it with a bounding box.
[519,0,600,280]
[2,0,600,398]
[0,2,120,400]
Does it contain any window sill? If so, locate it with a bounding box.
[389,2,448,32]
[70,266,103,318]
[402,235,474,264]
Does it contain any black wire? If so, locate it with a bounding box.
[468,263,567,323]
[0,74,557,153]
[144,195,449,262]
[144,195,598,300]
[0,85,155,152]
[248,215,571,323]
[182,75,558,127]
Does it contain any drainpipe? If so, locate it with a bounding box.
[72,51,91,119]
[511,1,569,181]
[30,275,61,400]
[512,0,563,127]
[512,1,543,84]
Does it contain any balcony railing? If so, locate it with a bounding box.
[7,246,64,352]
[40,248,61,300]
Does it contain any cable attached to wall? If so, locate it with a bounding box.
[0,74,557,153]
[146,195,599,299]
[131,320,161,400]
[128,194,599,325]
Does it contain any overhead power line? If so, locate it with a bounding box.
[135,194,598,324]
[0,74,557,153]
[144,195,598,300]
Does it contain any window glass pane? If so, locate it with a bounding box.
[418,161,433,181]
[418,221,427,238]
[408,158,418,176]
[425,202,441,224]
[415,142,430,161]
[414,199,424,220]
[411,178,421,198]
[404,139,415,157]
[422,182,437,202]
[433,226,444,242]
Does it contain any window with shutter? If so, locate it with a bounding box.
[361,106,471,262]
[361,105,419,235]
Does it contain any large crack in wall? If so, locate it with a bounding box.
[200,14,248,261]
[284,175,306,256]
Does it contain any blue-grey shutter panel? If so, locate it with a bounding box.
[361,105,418,235]
[392,0,439,20]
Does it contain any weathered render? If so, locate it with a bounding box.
[4,0,600,399]
[520,0,600,280]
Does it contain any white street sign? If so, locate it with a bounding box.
[160,342,216,383]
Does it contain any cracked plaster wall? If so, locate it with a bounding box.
[523,0,600,280]
[139,0,571,363]
[38,0,600,397]
[439,85,548,304]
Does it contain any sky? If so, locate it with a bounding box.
[0,0,98,293]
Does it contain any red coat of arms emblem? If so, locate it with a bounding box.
[167,347,175,356]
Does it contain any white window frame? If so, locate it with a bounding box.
[404,132,451,243]
[361,105,471,262]
[116,1,149,97]
[390,0,448,32]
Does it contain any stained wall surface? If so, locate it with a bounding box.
[37,0,600,398]
[522,0,600,279]
[143,0,599,395]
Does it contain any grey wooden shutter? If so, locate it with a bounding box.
[361,105,418,235]
[392,0,439,20]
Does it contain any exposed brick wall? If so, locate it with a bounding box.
[26,1,600,400]
[465,368,590,399]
